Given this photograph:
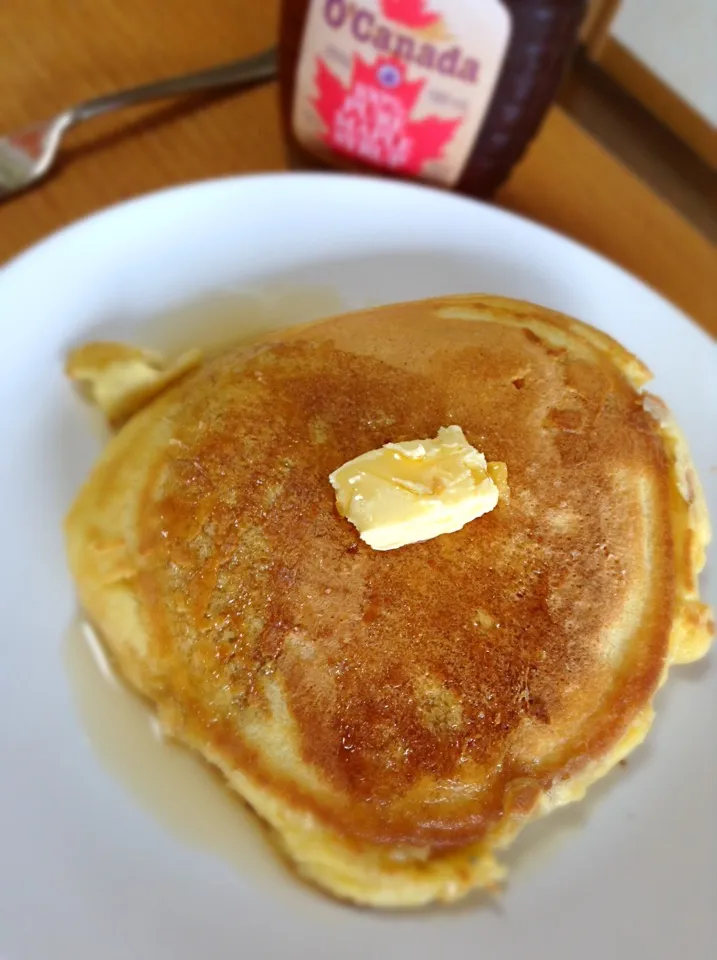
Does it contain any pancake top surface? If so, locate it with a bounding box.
[75,297,699,848]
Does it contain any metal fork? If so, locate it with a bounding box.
[0,47,277,201]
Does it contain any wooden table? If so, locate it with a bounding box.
[1,0,715,335]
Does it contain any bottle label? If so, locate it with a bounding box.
[291,0,512,186]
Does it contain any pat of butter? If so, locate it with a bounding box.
[329,425,505,551]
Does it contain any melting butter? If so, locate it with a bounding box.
[330,425,506,551]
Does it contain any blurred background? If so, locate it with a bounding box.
[568,0,716,240]
[0,0,714,319]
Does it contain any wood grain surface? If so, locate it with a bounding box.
[1,0,714,334]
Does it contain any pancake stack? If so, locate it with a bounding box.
[65,295,713,906]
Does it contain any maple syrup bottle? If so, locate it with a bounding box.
[279,0,587,197]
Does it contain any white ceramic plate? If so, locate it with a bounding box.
[0,174,715,960]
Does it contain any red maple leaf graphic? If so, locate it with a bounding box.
[312,55,461,177]
[380,0,441,30]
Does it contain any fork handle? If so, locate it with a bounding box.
[69,47,278,126]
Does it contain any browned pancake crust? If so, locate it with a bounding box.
[68,296,711,856]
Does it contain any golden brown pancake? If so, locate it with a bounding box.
[65,295,713,906]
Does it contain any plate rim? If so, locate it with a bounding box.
[0,171,711,346]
